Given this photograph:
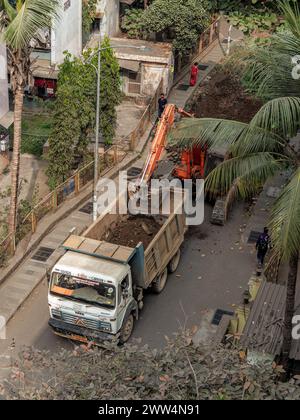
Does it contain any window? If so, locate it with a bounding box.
[127,70,141,95]
[50,272,116,309]
[118,275,130,305]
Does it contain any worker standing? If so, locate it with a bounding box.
[190,62,199,87]
[256,227,271,267]
[158,93,168,118]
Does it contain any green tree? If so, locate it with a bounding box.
[47,37,122,187]
[169,0,300,374]
[0,0,59,237]
[140,0,210,55]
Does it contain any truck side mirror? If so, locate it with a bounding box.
[46,268,51,284]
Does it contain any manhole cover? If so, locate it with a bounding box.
[79,202,93,214]
[177,84,190,91]
[32,247,55,263]
[247,230,262,244]
[128,167,142,177]
[211,309,234,326]
[198,64,208,71]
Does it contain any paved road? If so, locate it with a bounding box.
[0,203,255,365]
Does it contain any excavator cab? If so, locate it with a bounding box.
[173,145,207,181]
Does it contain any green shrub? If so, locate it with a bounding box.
[21,135,46,157]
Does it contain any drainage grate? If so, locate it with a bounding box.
[247,230,262,244]
[79,202,93,215]
[211,309,234,326]
[222,38,233,44]
[198,64,209,71]
[32,247,55,263]
[128,167,142,177]
[177,84,190,91]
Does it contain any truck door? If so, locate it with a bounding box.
[117,275,131,331]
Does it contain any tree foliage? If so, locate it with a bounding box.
[3,332,300,400]
[122,0,210,55]
[47,37,122,188]
[82,0,98,35]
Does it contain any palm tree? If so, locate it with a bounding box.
[169,0,300,374]
[0,0,59,239]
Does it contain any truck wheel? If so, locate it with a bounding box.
[168,250,181,273]
[153,268,168,294]
[119,315,134,344]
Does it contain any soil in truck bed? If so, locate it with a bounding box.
[105,215,162,249]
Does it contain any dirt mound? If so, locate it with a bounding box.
[105,215,161,249]
[192,69,262,123]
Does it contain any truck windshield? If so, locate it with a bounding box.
[50,273,116,309]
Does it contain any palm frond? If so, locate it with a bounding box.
[249,97,300,149]
[0,0,17,21]
[4,0,60,49]
[270,167,300,261]
[205,152,286,198]
[169,118,284,157]
[279,0,300,38]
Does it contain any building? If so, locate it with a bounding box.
[112,38,174,98]
[96,0,120,38]
[0,42,13,130]
[31,0,82,98]
[87,35,174,99]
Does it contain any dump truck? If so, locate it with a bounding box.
[48,192,186,344]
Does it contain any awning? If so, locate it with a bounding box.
[0,111,14,129]
[118,59,140,72]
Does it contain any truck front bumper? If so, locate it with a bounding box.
[49,318,117,345]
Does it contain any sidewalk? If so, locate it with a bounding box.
[0,35,241,327]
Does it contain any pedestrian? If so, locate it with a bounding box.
[158,93,168,118]
[190,62,199,87]
[256,227,271,267]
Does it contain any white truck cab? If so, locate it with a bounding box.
[48,250,137,344]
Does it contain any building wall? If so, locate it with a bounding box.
[51,0,82,66]
[97,0,120,38]
[0,42,9,120]
[141,58,174,97]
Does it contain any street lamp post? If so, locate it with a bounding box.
[93,36,101,222]
[86,40,147,222]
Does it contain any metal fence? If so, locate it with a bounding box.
[0,145,126,264]
[128,79,164,151]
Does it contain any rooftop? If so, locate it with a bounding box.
[87,35,173,64]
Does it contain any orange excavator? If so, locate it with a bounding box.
[132,104,208,192]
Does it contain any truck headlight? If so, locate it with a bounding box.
[99,321,112,332]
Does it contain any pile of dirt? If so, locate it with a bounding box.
[105,215,161,249]
[192,69,262,123]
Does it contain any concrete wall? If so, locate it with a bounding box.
[141,59,174,97]
[51,0,82,66]
[97,0,120,37]
[0,42,9,120]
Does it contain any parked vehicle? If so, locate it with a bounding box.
[48,192,186,344]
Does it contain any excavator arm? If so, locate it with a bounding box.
[129,104,200,195]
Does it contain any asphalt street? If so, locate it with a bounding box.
[0,202,256,368]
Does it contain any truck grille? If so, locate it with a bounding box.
[62,313,99,330]
[61,313,111,332]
